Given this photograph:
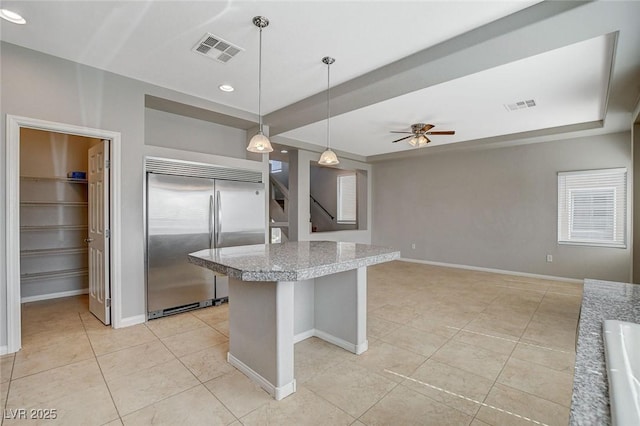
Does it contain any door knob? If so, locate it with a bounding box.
[84,238,94,243]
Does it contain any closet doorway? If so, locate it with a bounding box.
[5,115,122,354]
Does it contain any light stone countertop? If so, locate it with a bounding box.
[570,279,640,425]
[188,241,400,282]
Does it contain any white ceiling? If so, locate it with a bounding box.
[1,1,639,160]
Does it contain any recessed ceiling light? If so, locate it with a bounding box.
[0,9,26,24]
[219,84,234,92]
[280,150,288,154]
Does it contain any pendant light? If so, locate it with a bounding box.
[318,56,339,166]
[247,16,274,153]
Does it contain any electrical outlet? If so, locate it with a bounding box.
[411,243,416,250]
[546,254,553,263]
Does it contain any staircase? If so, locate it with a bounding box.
[269,175,289,242]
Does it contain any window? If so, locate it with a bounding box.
[269,160,282,173]
[558,168,627,247]
[337,173,356,224]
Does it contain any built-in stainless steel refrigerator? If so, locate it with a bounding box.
[146,172,265,319]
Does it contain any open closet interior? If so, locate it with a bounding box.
[19,128,101,302]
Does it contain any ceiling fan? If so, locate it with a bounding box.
[390,123,455,147]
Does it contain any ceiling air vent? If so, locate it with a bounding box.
[504,99,536,111]
[192,33,243,64]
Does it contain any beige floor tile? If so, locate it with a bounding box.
[464,313,529,338]
[103,420,124,426]
[379,325,450,357]
[405,359,493,416]
[367,316,401,340]
[87,324,158,356]
[369,304,420,325]
[470,419,491,426]
[12,332,95,379]
[21,327,88,350]
[79,310,112,331]
[475,383,570,426]
[431,341,509,381]
[106,358,199,416]
[520,318,577,351]
[304,362,396,418]
[1,381,9,410]
[535,293,582,319]
[5,359,118,426]
[21,314,86,338]
[97,340,175,382]
[406,315,460,338]
[161,327,228,358]
[240,386,354,425]
[122,385,236,426]
[348,340,427,383]
[510,343,575,373]
[145,313,209,338]
[1,354,14,383]
[496,357,573,407]
[192,304,229,325]
[180,342,234,383]
[360,384,473,426]
[211,320,229,337]
[294,337,354,385]
[204,370,272,418]
[452,329,517,356]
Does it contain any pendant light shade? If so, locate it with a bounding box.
[247,16,273,153]
[318,56,339,166]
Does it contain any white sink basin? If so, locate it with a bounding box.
[603,320,640,426]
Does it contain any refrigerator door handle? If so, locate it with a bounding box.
[216,190,222,247]
[209,195,214,248]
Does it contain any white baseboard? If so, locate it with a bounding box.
[227,352,296,400]
[0,345,8,356]
[118,314,146,328]
[21,288,89,303]
[399,257,583,284]
[293,329,315,344]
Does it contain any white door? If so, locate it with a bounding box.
[87,140,111,324]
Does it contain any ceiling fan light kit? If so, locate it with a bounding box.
[390,122,455,147]
[247,16,274,153]
[318,56,340,166]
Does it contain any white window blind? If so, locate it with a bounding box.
[337,173,356,224]
[558,168,627,247]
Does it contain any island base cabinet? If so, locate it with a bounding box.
[227,279,296,400]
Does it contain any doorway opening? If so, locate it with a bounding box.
[5,115,122,354]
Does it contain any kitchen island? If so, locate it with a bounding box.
[188,241,400,400]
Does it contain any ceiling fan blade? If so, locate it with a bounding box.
[391,135,412,143]
[425,131,455,135]
[389,131,413,134]
[420,124,435,132]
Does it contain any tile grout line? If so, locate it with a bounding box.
[384,369,550,426]
[79,310,124,424]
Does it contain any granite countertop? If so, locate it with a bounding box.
[570,279,640,425]
[188,240,400,282]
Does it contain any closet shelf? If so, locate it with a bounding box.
[21,247,88,257]
[20,225,88,231]
[20,268,88,282]
[20,201,88,206]
[20,176,88,184]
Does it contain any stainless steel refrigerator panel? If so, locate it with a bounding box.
[147,173,216,316]
[215,180,266,248]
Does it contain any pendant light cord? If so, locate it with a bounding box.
[326,60,331,150]
[258,26,263,133]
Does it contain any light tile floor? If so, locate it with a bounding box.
[1,261,581,425]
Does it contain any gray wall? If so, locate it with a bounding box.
[309,165,357,233]
[373,132,632,282]
[145,108,247,158]
[0,42,260,348]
